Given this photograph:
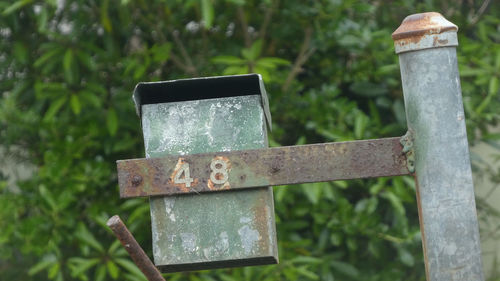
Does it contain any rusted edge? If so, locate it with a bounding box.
[117,137,410,198]
[392,12,458,54]
[412,176,430,280]
[392,12,457,41]
[106,215,166,281]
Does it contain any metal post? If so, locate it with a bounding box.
[393,12,484,280]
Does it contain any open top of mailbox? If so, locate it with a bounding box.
[133,74,272,130]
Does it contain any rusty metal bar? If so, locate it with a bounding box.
[117,137,409,198]
[393,12,484,281]
[106,215,166,281]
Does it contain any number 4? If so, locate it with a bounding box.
[173,161,194,188]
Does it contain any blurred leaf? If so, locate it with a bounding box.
[350,82,387,97]
[63,48,80,84]
[34,48,61,68]
[28,255,57,276]
[39,185,58,211]
[13,42,29,64]
[242,40,263,61]
[75,224,104,253]
[200,0,214,28]
[489,76,499,95]
[295,266,319,280]
[330,260,360,278]
[63,49,74,80]
[95,265,107,281]
[3,0,32,15]
[382,191,405,216]
[223,65,248,75]
[115,258,147,279]
[257,57,291,67]
[76,50,97,71]
[354,112,368,139]
[107,108,118,136]
[212,56,246,65]
[292,256,323,265]
[48,262,60,279]
[70,95,81,115]
[301,183,323,205]
[107,260,119,279]
[392,99,406,125]
[43,96,67,122]
[398,247,415,266]
[101,0,112,32]
[151,43,172,63]
[68,257,100,277]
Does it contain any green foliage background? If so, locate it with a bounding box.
[1,0,499,280]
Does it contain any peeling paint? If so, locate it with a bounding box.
[238,225,260,255]
[181,233,197,253]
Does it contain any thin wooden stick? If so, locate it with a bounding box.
[107,215,166,281]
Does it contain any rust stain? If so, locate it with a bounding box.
[414,176,430,280]
[392,12,458,44]
[270,151,284,174]
[131,175,143,187]
[251,193,271,252]
[437,39,448,45]
[393,138,411,174]
[431,37,449,47]
[118,160,151,197]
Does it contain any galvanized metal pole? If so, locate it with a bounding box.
[393,12,484,281]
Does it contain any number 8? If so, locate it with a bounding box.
[210,159,228,185]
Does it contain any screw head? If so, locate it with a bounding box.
[131,175,143,187]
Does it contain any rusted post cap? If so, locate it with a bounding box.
[392,12,458,54]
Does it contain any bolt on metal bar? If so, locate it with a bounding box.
[106,215,166,281]
[393,12,484,281]
[117,137,409,198]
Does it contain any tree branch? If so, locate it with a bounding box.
[171,30,198,76]
[282,27,316,92]
[470,0,491,25]
[237,6,252,48]
[169,53,197,75]
[258,0,279,41]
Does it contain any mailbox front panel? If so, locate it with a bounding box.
[142,95,278,272]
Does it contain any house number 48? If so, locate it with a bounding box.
[173,158,230,187]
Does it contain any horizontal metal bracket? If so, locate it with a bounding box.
[117,137,410,198]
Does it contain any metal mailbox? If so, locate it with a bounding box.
[131,74,278,272]
[110,12,485,281]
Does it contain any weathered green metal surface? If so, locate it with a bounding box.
[118,137,409,198]
[142,95,278,272]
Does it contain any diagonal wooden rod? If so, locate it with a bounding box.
[107,215,166,281]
